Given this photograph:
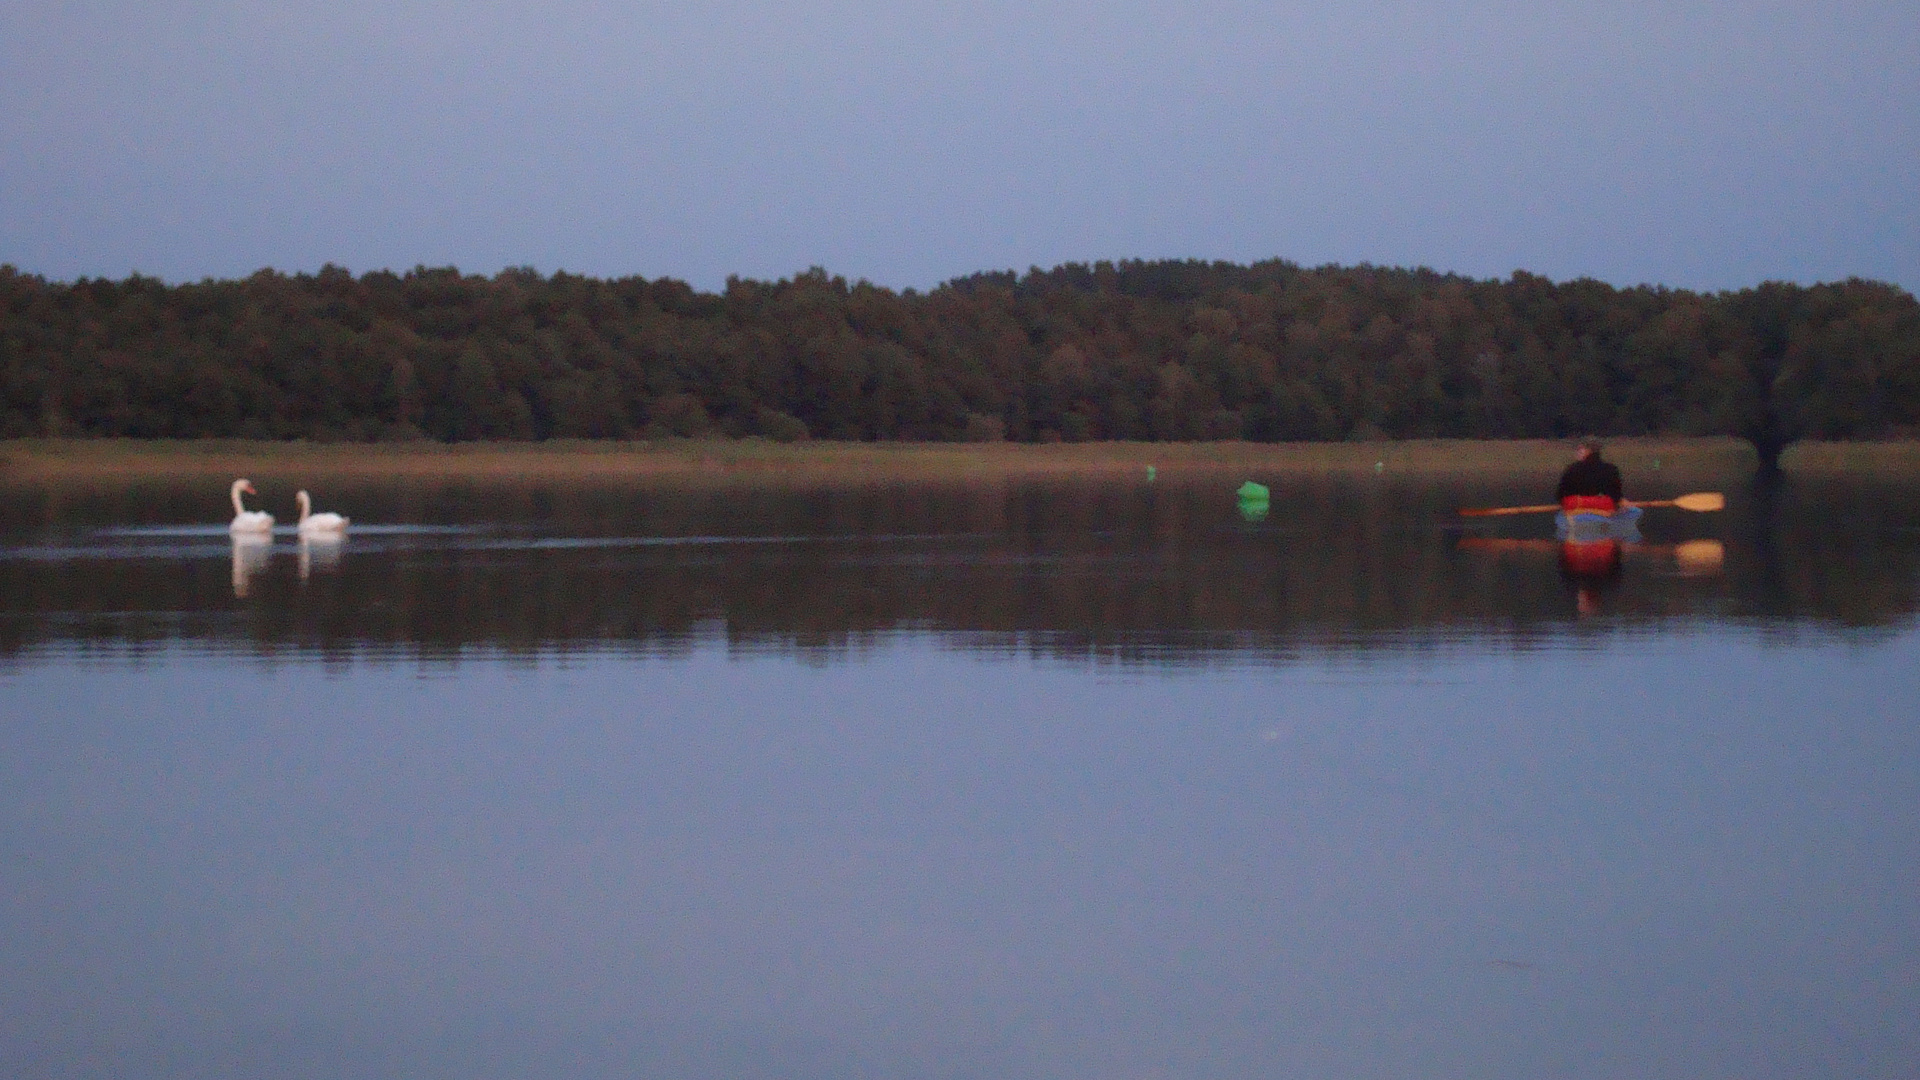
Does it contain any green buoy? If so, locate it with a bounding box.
[1237,481,1270,520]
[1146,465,1156,482]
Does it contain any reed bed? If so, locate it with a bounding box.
[0,435,1882,488]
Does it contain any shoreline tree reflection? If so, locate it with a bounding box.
[2,477,1916,664]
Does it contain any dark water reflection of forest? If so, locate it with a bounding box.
[3,473,1917,662]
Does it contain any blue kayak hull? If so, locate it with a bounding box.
[1556,504,1642,540]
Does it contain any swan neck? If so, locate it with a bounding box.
[231,482,246,516]
[296,492,310,524]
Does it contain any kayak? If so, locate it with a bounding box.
[1556,504,1642,541]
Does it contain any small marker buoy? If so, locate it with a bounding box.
[1237,481,1270,502]
[1146,465,1156,482]
[1237,481,1270,521]
[1374,461,1384,473]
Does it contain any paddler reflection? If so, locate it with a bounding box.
[1559,537,1623,615]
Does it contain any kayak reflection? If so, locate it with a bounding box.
[1563,538,1623,616]
[1456,536,1725,571]
[1455,536,1726,615]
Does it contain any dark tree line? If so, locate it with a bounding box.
[4,259,1917,468]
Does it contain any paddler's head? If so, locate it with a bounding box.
[1575,437,1603,461]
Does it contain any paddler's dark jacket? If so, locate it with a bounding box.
[1556,455,1623,502]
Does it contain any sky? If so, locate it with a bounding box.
[2,0,1915,293]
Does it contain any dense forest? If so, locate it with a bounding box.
[4,259,1918,469]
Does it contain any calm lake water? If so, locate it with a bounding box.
[2,474,1917,1079]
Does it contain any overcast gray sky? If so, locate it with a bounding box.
[3,0,1914,292]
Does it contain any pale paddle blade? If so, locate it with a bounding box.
[1674,539,1726,574]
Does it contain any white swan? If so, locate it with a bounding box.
[229,479,274,534]
[295,490,349,535]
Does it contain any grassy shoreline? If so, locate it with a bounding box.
[2,436,1909,485]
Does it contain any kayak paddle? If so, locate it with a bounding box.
[1458,491,1724,517]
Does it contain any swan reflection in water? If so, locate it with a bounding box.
[230,533,271,597]
[298,533,344,582]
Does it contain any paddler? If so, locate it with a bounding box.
[1555,439,1626,605]
[1556,437,1624,514]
